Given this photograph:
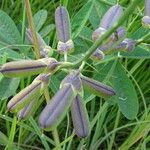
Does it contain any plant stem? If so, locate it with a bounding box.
[74,0,141,67]
[24,0,40,59]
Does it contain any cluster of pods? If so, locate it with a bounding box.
[0,2,148,138]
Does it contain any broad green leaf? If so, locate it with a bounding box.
[0,131,8,145]
[71,0,95,38]
[33,10,47,31]
[0,77,20,100]
[113,62,139,120]
[121,45,150,59]
[39,24,55,37]
[0,44,21,60]
[0,10,21,45]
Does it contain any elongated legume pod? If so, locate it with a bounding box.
[39,84,76,130]
[26,28,52,58]
[55,6,74,53]
[71,94,90,138]
[0,58,58,78]
[100,4,123,29]
[7,74,50,113]
[80,75,115,98]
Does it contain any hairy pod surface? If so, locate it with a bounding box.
[17,97,43,120]
[100,4,123,29]
[26,28,52,58]
[7,74,50,113]
[71,94,90,138]
[55,6,71,42]
[91,49,105,61]
[80,75,116,98]
[142,16,150,28]
[0,58,58,77]
[39,84,76,130]
[61,70,83,95]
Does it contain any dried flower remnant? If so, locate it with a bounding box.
[0,58,58,77]
[71,94,90,138]
[7,74,50,113]
[55,6,74,53]
[80,75,116,98]
[26,28,52,58]
[39,84,76,130]
[142,0,150,28]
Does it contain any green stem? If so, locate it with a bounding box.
[74,0,141,67]
[24,0,40,59]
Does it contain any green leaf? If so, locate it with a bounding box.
[0,10,21,45]
[0,131,8,145]
[113,62,139,120]
[71,0,95,38]
[0,77,20,100]
[121,45,150,59]
[39,24,55,37]
[33,10,47,31]
[0,44,21,60]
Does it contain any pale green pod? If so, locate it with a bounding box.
[0,58,58,78]
[7,74,50,113]
[80,75,115,98]
[71,94,90,138]
[39,84,76,130]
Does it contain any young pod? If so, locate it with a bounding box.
[71,94,90,138]
[80,75,115,98]
[90,49,105,61]
[7,74,50,113]
[61,70,83,95]
[26,28,52,58]
[100,4,123,29]
[17,97,43,120]
[55,6,74,53]
[142,0,150,28]
[0,58,58,78]
[39,84,76,130]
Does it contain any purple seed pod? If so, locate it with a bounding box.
[145,0,150,17]
[80,75,115,98]
[71,94,90,138]
[61,70,83,94]
[7,74,50,113]
[100,4,123,29]
[26,28,52,58]
[142,16,150,28]
[113,27,126,41]
[55,6,71,42]
[0,58,58,78]
[39,84,76,130]
[57,39,74,54]
[92,27,106,41]
[90,49,105,61]
[17,97,43,120]
[122,38,136,52]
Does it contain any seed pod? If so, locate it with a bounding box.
[7,74,50,113]
[61,70,83,95]
[90,49,105,61]
[145,0,150,17]
[80,75,115,98]
[0,58,58,78]
[26,28,52,58]
[142,16,150,28]
[71,94,90,138]
[100,4,123,29]
[55,6,74,53]
[55,6,71,42]
[92,27,106,41]
[39,84,76,130]
[122,38,136,52]
[17,97,43,120]
[57,39,74,54]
